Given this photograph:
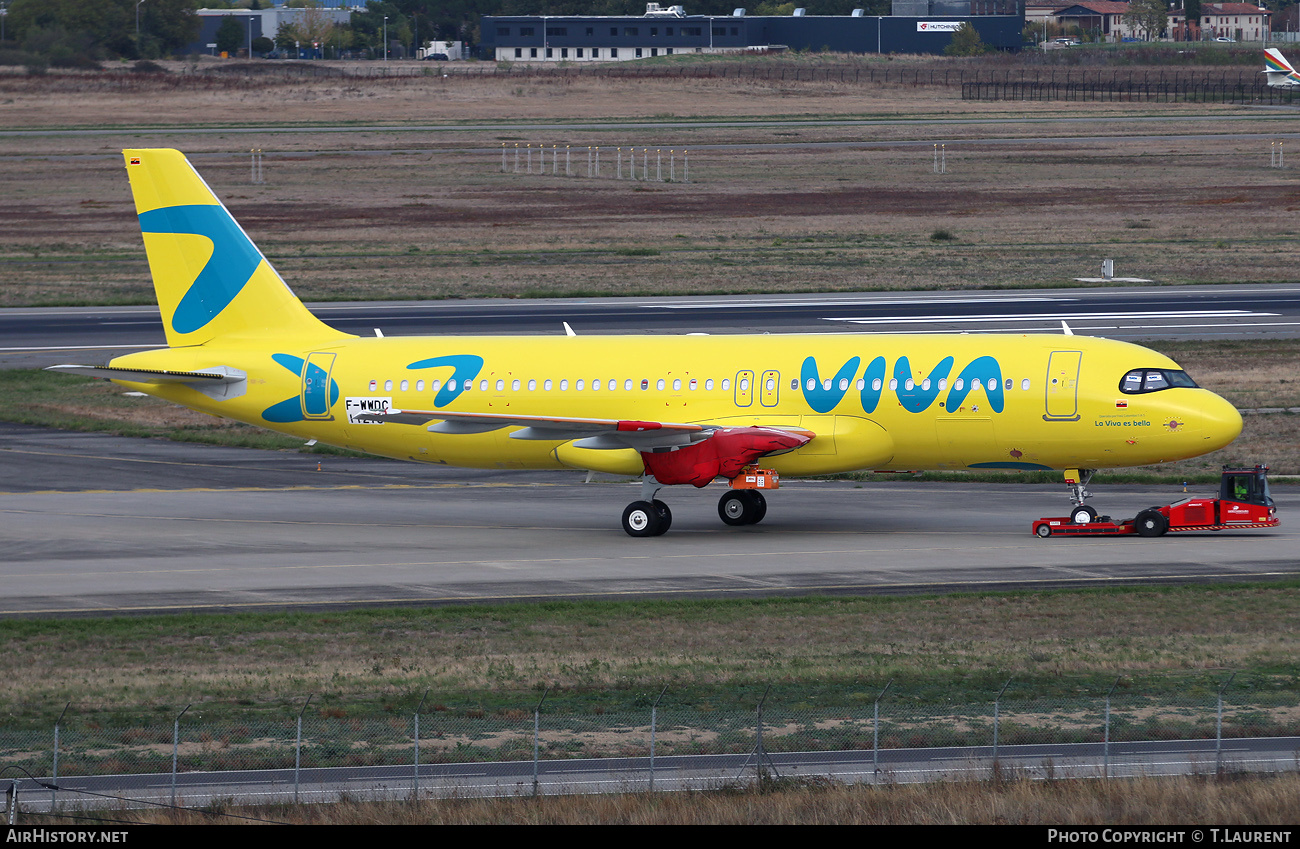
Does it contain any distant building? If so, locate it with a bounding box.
[481,3,1025,61]
[1050,2,1134,40]
[1170,3,1270,42]
[187,7,355,57]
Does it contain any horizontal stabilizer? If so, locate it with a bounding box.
[46,364,246,384]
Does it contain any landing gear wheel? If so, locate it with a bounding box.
[1036,523,1053,538]
[743,490,767,524]
[622,501,662,538]
[652,500,672,536]
[1070,505,1098,525]
[719,491,752,526]
[1134,510,1169,538]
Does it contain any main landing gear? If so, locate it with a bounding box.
[718,490,766,526]
[619,470,775,537]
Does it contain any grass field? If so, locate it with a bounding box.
[4,60,1300,306]
[3,586,1297,725]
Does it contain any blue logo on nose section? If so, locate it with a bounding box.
[139,204,262,335]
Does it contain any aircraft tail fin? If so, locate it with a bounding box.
[1263,48,1300,86]
[123,149,348,348]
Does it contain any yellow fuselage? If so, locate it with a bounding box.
[111,331,1242,478]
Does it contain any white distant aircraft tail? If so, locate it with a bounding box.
[1263,48,1300,88]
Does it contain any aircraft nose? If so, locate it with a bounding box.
[1201,391,1243,453]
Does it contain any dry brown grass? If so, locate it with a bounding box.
[39,773,1300,825]
[3,64,1300,305]
[4,587,1297,711]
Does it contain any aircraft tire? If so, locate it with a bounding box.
[1070,505,1098,525]
[1134,510,1168,538]
[743,490,767,524]
[622,501,662,537]
[652,500,672,536]
[718,491,752,526]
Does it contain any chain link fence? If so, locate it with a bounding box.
[4,678,1299,811]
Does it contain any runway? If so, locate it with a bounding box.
[2,423,1295,617]
[4,284,1300,370]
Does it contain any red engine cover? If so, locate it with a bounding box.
[641,427,812,487]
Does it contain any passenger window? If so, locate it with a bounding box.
[954,378,964,391]
[512,379,521,391]
[448,379,458,391]
[576,379,585,391]
[384,379,393,391]
[889,379,898,390]
[495,379,504,391]
[1005,378,1013,390]
[740,378,749,391]
[792,378,799,390]
[544,379,552,391]
[872,378,882,391]
[1021,378,1030,391]
[480,380,489,392]
[560,379,568,391]
[657,378,666,390]
[369,379,377,391]
[921,379,930,391]
[673,378,681,391]
[431,379,441,392]
[905,379,914,391]
[690,379,698,390]
[416,380,424,392]
[591,379,600,391]
[987,378,997,391]
[722,379,731,390]
[641,379,649,390]
[706,379,714,390]
[528,379,536,391]
[400,379,409,391]
[624,379,633,391]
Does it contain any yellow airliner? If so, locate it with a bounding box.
[50,149,1243,536]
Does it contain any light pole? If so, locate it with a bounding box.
[136,0,147,49]
[383,16,388,61]
[247,14,253,59]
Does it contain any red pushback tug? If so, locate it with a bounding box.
[1033,466,1279,538]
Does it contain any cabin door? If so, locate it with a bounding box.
[1044,350,1082,422]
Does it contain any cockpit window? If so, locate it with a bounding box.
[1119,369,1199,394]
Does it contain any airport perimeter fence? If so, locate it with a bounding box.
[3,679,1300,810]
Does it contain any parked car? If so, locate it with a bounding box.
[424,53,450,61]
[1052,37,1080,46]
[1213,36,1236,43]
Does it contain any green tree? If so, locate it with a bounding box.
[215,15,245,55]
[944,22,988,57]
[5,0,197,59]
[1125,0,1169,40]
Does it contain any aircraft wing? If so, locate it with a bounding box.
[356,408,717,450]
[360,407,816,485]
